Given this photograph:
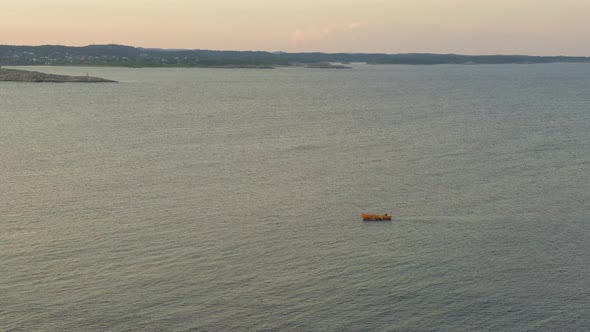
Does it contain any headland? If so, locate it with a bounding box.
[0,67,117,83]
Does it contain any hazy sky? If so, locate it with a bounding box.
[3,0,589,55]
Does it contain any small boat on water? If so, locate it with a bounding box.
[362,213,392,221]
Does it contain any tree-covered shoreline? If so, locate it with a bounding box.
[1,44,589,68]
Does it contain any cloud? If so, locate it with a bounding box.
[292,23,363,43]
[292,28,328,43]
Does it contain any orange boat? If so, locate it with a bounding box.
[362,213,392,221]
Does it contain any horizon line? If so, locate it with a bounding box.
[1,43,589,58]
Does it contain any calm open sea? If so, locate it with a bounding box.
[1,64,589,331]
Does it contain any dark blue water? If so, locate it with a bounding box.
[1,64,589,331]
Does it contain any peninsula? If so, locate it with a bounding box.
[0,67,117,83]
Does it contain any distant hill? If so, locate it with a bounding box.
[1,44,589,67]
[365,53,590,65]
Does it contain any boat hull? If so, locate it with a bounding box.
[362,213,392,221]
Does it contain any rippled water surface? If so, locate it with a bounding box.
[2,64,589,331]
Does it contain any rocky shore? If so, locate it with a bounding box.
[0,68,117,83]
[287,62,352,69]
[305,63,352,69]
[202,64,275,69]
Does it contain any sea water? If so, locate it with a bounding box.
[1,64,589,331]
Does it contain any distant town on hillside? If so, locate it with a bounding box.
[1,44,589,68]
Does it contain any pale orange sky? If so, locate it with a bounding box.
[2,0,589,55]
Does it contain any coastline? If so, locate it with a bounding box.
[0,67,117,83]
